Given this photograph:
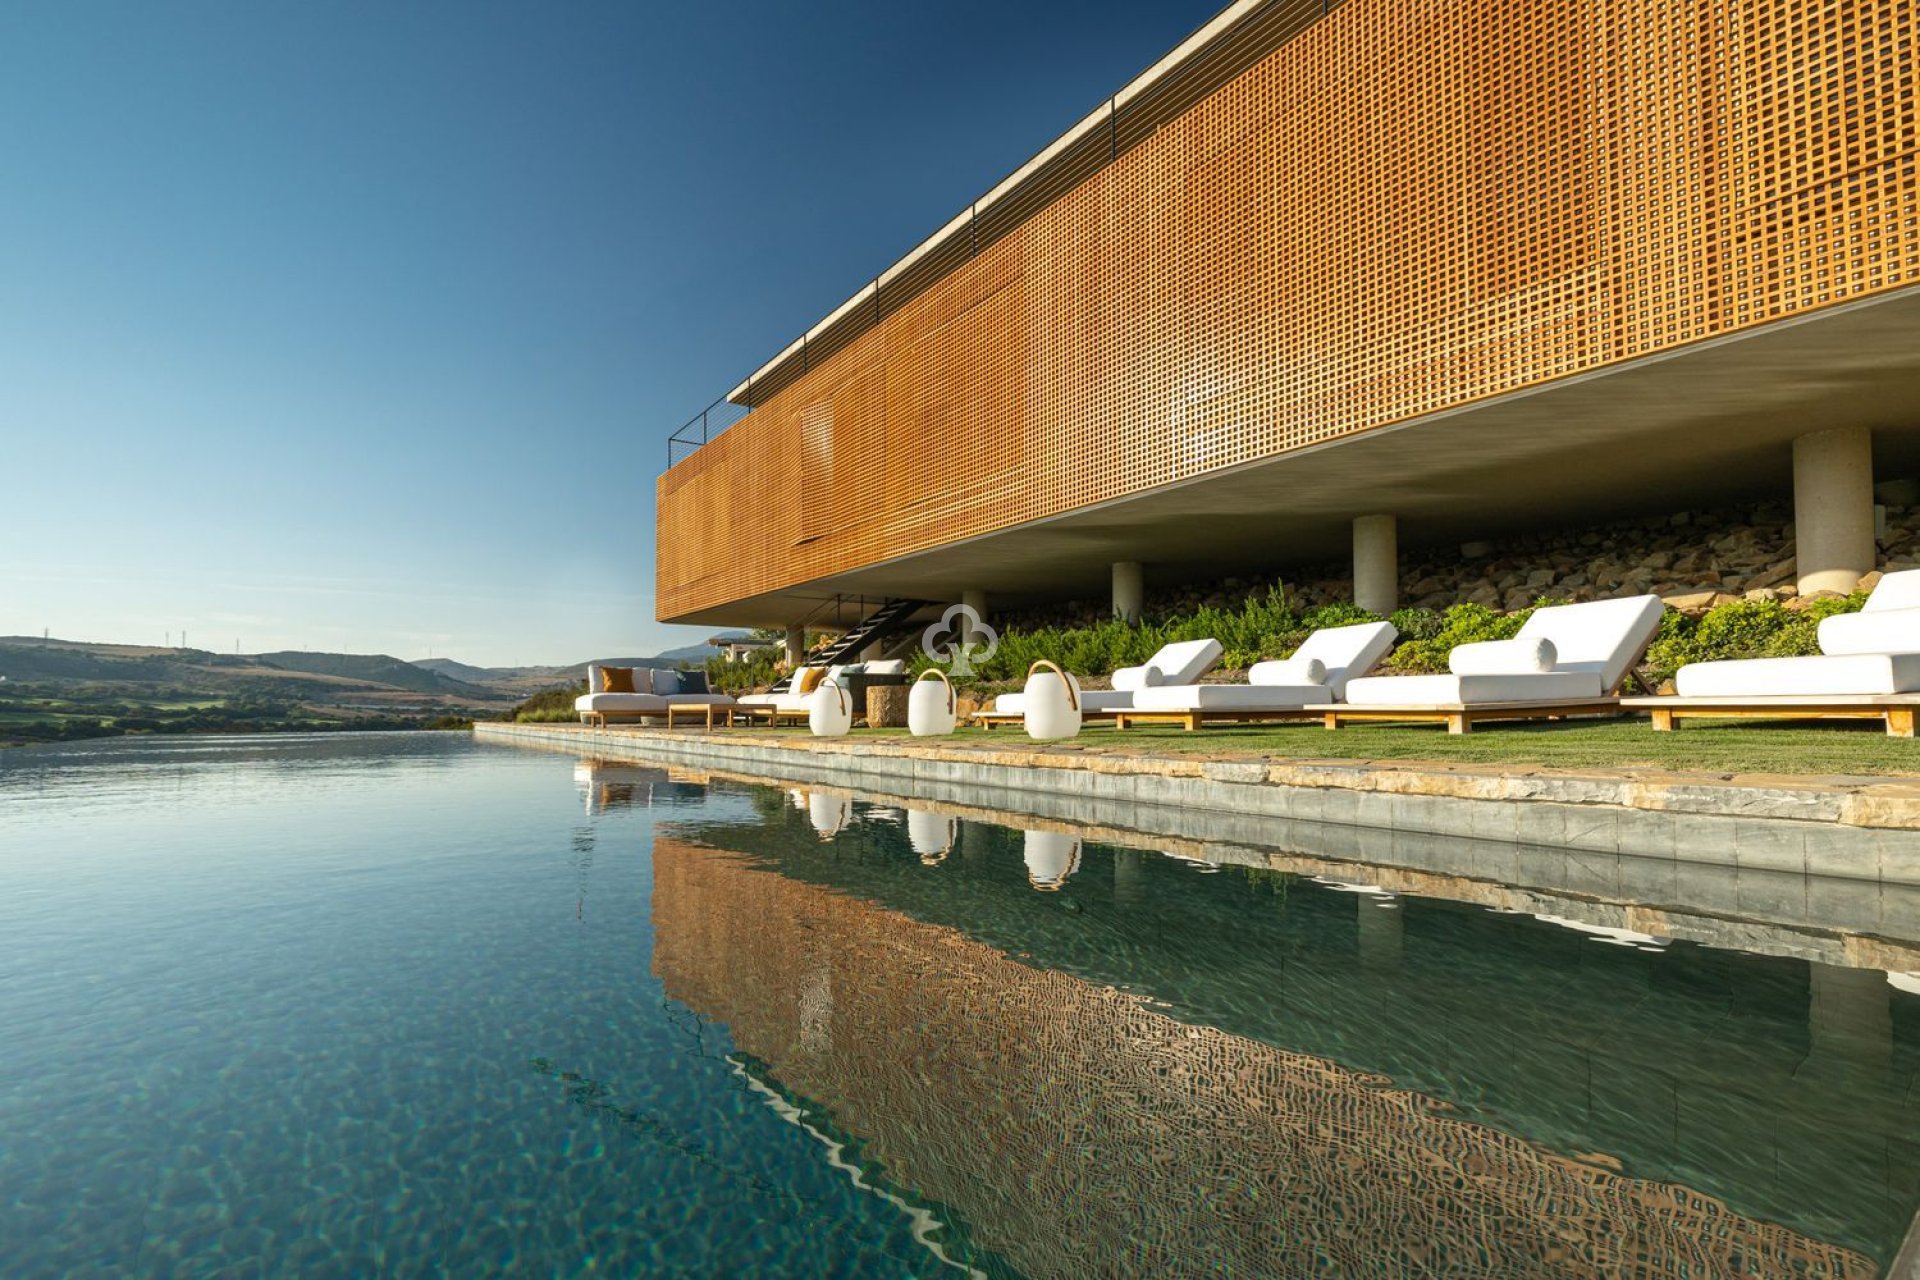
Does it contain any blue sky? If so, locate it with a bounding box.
[0,0,1220,666]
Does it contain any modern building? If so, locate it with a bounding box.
[657,0,1920,648]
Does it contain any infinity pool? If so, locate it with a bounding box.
[1,734,1915,1276]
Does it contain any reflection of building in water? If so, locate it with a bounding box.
[651,838,1876,1279]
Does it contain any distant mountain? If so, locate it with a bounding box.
[0,636,511,705]
[252,651,487,696]
[411,657,505,686]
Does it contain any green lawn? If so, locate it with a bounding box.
[741,718,1920,777]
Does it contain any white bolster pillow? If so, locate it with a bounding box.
[1110,665,1154,691]
[1818,606,1920,656]
[1248,657,1327,686]
[1449,637,1557,675]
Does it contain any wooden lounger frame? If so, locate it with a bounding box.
[1112,707,1319,731]
[970,708,1125,729]
[1314,635,1658,735]
[1621,695,1920,738]
[1314,699,1626,735]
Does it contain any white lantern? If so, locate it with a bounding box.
[907,668,958,736]
[807,791,850,840]
[1021,659,1082,741]
[808,678,852,737]
[1023,830,1082,891]
[906,809,956,864]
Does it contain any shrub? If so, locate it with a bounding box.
[1384,602,1531,674]
[510,682,586,722]
[1642,590,1868,681]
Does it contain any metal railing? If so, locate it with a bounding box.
[666,396,753,468]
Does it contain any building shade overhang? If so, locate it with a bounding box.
[667,284,1920,629]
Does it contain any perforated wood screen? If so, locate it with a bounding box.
[651,837,1876,1277]
[657,0,1920,622]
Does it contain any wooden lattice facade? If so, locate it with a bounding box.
[650,838,1875,1277]
[656,0,1920,622]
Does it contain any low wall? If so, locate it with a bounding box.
[475,723,1920,893]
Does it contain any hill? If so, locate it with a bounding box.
[252,651,485,696]
[0,636,511,706]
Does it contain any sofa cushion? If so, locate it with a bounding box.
[600,666,637,693]
[677,670,710,694]
[575,692,668,712]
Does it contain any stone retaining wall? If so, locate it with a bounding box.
[474,722,1920,889]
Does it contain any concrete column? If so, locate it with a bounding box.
[784,626,805,668]
[1353,514,1399,616]
[860,639,884,663]
[960,590,988,645]
[1807,962,1891,1073]
[1794,428,1875,595]
[1112,561,1144,624]
[1357,899,1403,973]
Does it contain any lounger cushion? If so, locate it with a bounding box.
[1864,569,1920,612]
[1817,606,1920,656]
[1247,657,1326,686]
[1289,621,1399,699]
[864,659,908,675]
[993,690,1132,714]
[1113,639,1223,690]
[1131,682,1325,713]
[1449,637,1556,675]
[1343,671,1605,705]
[1513,594,1664,693]
[1674,653,1920,697]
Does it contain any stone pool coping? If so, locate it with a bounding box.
[476,721,1920,831]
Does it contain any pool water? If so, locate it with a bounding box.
[1,734,1915,1277]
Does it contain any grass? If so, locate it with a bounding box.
[714,718,1920,777]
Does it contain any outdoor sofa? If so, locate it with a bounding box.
[575,663,735,727]
[1624,569,1920,737]
[1115,621,1398,730]
[971,639,1223,727]
[1323,594,1665,734]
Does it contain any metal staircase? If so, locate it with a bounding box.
[767,598,932,693]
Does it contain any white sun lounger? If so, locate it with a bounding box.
[1325,595,1664,733]
[1624,569,1920,736]
[974,638,1223,726]
[1116,622,1398,730]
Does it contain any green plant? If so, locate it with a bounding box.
[1383,603,1531,674]
[1642,591,1869,681]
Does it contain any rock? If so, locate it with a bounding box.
[1744,587,1784,602]
[1663,591,1721,612]
[1525,569,1554,587]
[1858,570,1885,594]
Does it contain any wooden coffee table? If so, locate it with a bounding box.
[666,703,732,728]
